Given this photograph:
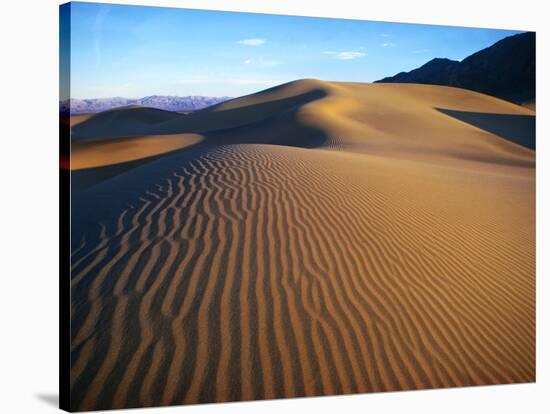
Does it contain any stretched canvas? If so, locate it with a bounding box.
[59,2,536,411]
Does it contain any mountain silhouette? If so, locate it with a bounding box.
[376,32,535,105]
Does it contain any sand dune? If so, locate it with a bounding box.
[71,134,203,169]
[521,98,536,111]
[71,80,534,172]
[72,105,181,141]
[69,79,535,410]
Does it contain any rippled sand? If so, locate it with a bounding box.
[69,79,535,410]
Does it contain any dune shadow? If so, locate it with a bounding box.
[435,108,535,150]
[72,88,328,141]
[71,144,207,192]
[70,88,331,191]
[35,393,58,407]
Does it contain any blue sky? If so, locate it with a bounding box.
[66,2,522,99]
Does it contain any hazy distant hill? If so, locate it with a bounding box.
[376,32,535,105]
[60,95,231,115]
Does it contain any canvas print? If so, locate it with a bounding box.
[59,2,536,411]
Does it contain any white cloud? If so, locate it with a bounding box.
[243,57,282,67]
[381,34,391,37]
[412,48,431,54]
[382,42,397,47]
[328,51,366,60]
[237,38,266,46]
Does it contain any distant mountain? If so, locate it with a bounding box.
[60,95,232,115]
[376,32,535,105]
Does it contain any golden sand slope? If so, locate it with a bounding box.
[69,113,93,128]
[71,134,203,169]
[69,80,535,411]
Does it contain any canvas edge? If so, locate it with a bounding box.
[59,2,72,412]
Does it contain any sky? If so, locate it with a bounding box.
[65,2,522,99]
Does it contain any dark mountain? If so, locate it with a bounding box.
[376,32,535,105]
[60,95,231,115]
[380,58,460,85]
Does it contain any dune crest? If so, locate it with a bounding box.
[71,79,534,171]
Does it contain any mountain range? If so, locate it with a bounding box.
[60,95,232,115]
[376,31,535,106]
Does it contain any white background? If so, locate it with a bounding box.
[0,0,547,412]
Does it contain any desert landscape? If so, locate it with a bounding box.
[68,78,535,410]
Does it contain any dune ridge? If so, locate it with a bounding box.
[71,80,534,171]
[69,79,535,411]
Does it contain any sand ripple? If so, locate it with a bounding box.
[70,141,534,410]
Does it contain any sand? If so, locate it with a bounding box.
[71,134,203,169]
[69,79,535,411]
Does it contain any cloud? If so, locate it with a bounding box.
[381,42,397,47]
[381,34,391,37]
[412,48,431,54]
[237,38,266,46]
[243,57,282,67]
[325,51,366,60]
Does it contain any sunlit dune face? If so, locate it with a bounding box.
[70,134,204,170]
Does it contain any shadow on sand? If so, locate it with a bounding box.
[435,108,535,150]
